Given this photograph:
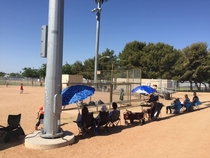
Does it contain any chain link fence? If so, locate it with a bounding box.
[0,77,44,87]
[0,68,142,109]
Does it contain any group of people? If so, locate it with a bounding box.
[34,92,202,132]
[35,102,120,133]
[75,102,120,135]
[166,92,202,114]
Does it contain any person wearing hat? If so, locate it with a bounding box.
[95,105,108,120]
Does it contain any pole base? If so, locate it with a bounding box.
[40,128,63,139]
[25,130,75,150]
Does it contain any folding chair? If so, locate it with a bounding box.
[180,104,186,112]
[185,102,193,112]
[153,102,164,120]
[108,110,120,127]
[192,99,202,110]
[74,112,97,136]
[97,111,109,132]
[169,99,182,114]
[180,101,193,113]
[0,114,25,143]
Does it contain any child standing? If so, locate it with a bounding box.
[35,106,44,130]
[119,88,124,101]
[20,83,24,94]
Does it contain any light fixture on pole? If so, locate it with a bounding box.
[99,55,110,60]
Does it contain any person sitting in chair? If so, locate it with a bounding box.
[95,105,108,123]
[183,94,192,112]
[108,102,120,126]
[75,106,89,128]
[192,92,201,106]
[144,95,156,119]
[166,98,182,114]
[75,106,98,135]
[109,102,119,118]
[143,94,159,120]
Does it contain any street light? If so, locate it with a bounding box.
[99,55,110,60]
[92,0,106,87]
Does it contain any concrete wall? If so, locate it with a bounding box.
[62,75,83,89]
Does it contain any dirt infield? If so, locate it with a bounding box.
[0,85,210,158]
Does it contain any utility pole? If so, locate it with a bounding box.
[109,62,113,109]
[41,0,64,138]
[92,0,103,88]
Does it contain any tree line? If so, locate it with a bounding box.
[1,41,209,90]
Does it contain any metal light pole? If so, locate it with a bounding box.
[109,62,114,108]
[41,0,64,138]
[92,0,103,87]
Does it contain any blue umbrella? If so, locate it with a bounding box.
[61,85,95,106]
[131,85,156,95]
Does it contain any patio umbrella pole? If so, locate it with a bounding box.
[77,103,80,114]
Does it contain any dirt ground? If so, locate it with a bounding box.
[0,85,210,158]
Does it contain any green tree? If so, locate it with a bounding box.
[22,67,39,78]
[118,41,147,69]
[72,61,84,74]
[98,48,117,80]
[118,41,180,79]
[62,62,73,74]
[83,58,95,80]
[38,64,46,78]
[0,72,6,77]
[9,72,21,77]
[179,42,209,90]
[143,42,179,79]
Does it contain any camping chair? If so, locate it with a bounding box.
[174,99,182,114]
[0,114,25,143]
[108,110,121,127]
[185,101,193,112]
[169,99,182,114]
[192,99,202,110]
[152,102,164,120]
[180,100,193,112]
[180,103,186,112]
[97,111,109,132]
[75,112,97,136]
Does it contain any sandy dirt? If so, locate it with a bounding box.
[0,85,210,158]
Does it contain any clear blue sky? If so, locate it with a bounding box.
[0,0,209,73]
